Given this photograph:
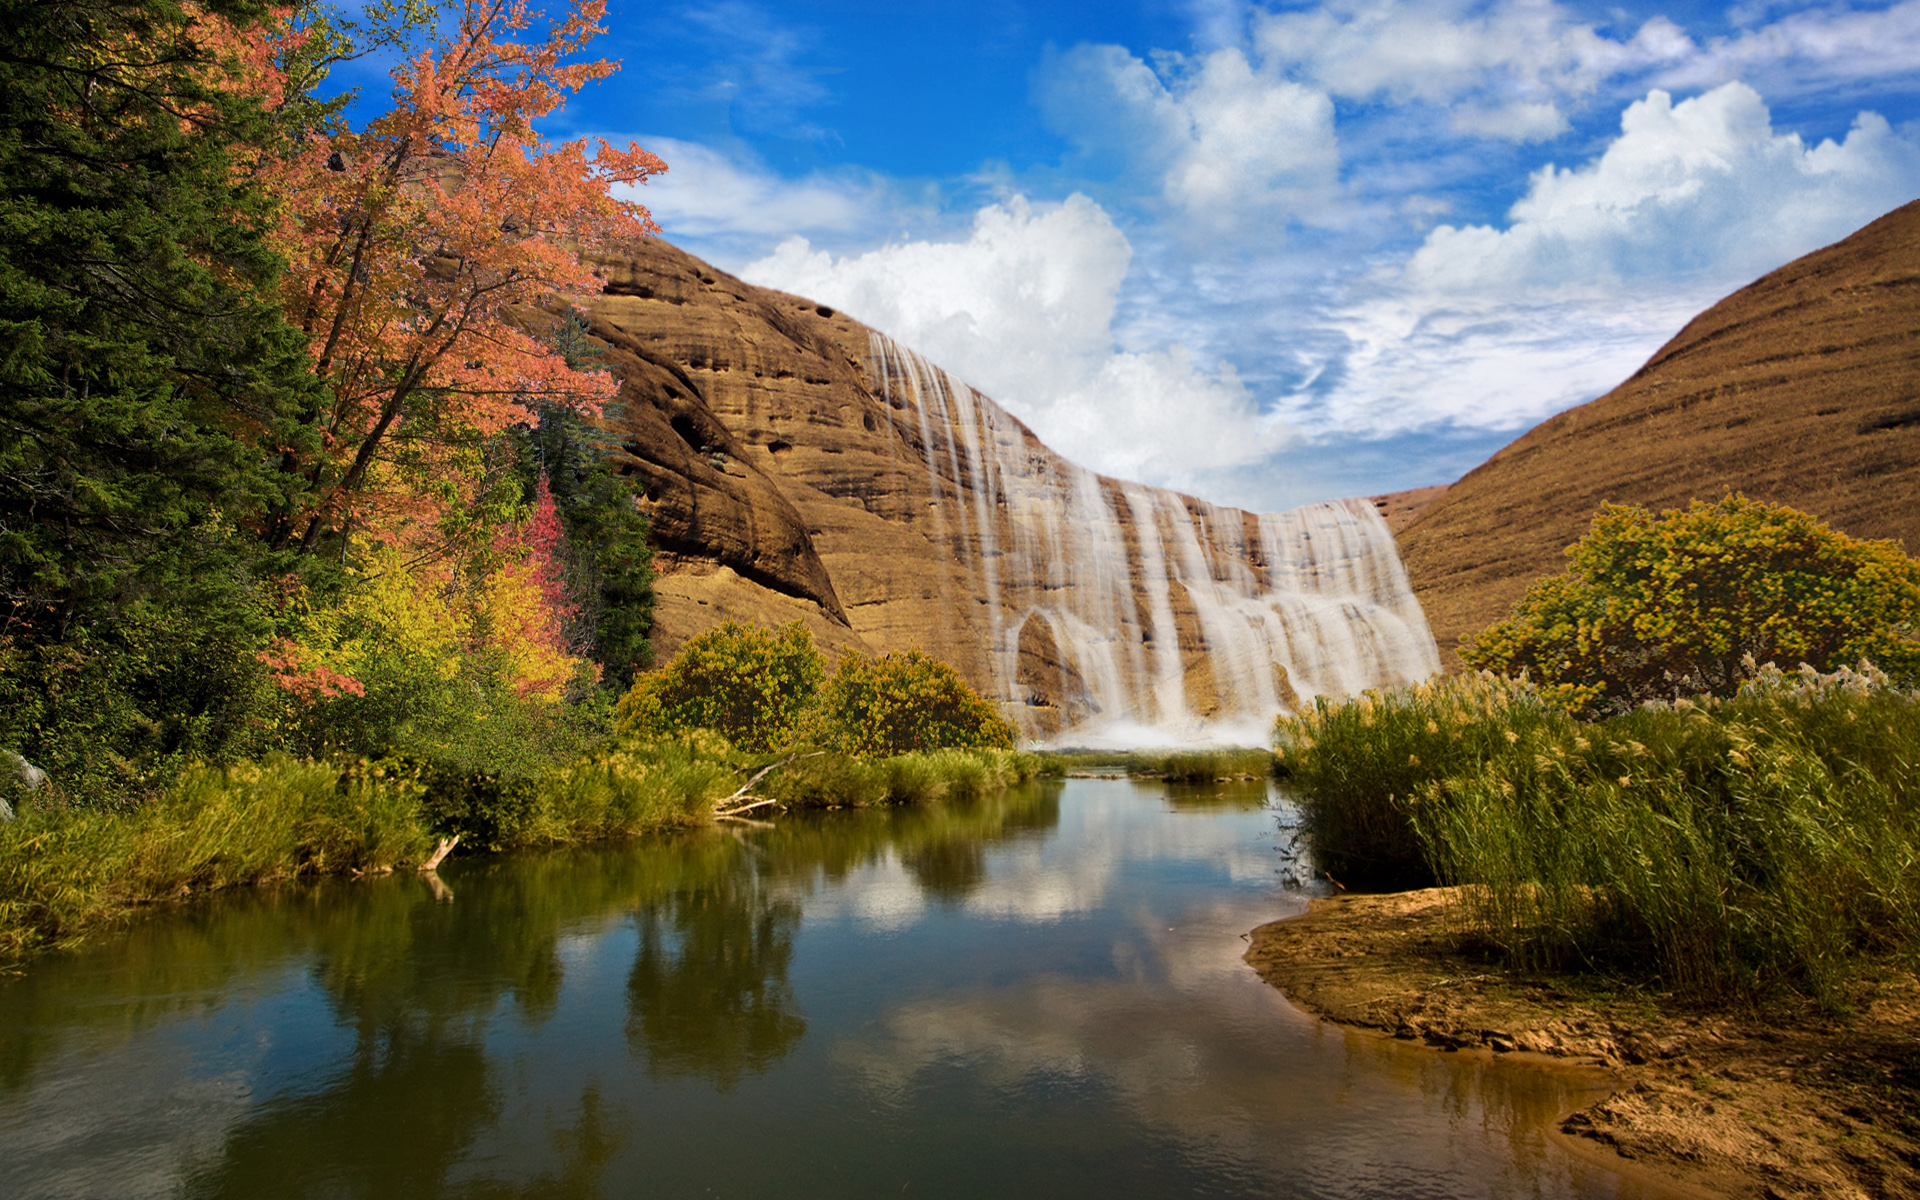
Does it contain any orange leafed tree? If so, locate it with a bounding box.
[257,0,665,554]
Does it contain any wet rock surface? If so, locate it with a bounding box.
[1246,889,1920,1199]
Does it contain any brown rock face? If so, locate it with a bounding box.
[581,239,1439,741]
[1398,200,1920,667]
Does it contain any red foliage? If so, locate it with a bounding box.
[259,637,367,702]
[247,0,666,552]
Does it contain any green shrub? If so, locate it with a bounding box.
[1464,495,1920,717]
[616,621,824,752]
[811,649,1015,755]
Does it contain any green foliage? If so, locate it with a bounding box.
[0,0,328,801]
[615,622,825,753]
[0,0,322,623]
[1275,666,1920,999]
[1125,747,1275,782]
[515,329,655,691]
[812,649,1016,755]
[1274,673,1571,889]
[1463,495,1920,716]
[0,591,283,805]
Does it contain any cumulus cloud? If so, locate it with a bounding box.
[1404,82,1920,295]
[743,194,1290,489]
[1035,44,1339,227]
[1294,82,1920,440]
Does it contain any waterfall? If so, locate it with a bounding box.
[865,333,1440,746]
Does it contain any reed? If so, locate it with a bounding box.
[1277,664,1920,999]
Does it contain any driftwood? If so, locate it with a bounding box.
[420,835,460,872]
[711,752,823,819]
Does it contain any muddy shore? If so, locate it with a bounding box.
[1245,889,1920,1199]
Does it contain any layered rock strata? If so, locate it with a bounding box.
[582,240,1439,742]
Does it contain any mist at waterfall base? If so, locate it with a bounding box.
[864,334,1441,749]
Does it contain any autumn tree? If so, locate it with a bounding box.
[257,0,665,557]
[515,310,654,687]
[1463,495,1920,716]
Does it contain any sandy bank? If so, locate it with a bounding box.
[1245,889,1920,1199]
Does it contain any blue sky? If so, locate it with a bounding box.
[537,0,1920,511]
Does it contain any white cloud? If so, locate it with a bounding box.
[743,194,1290,489]
[615,136,901,246]
[1250,0,1694,142]
[1656,0,1920,94]
[1294,81,1920,440]
[1404,82,1920,294]
[1036,44,1339,226]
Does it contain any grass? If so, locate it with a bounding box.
[0,738,1050,965]
[1125,747,1275,782]
[1274,663,1920,1000]
[760,747,1046,808]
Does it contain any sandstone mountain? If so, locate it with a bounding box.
[579,242,1438,742]
[1396,199,1920,668]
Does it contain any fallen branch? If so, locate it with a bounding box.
[713,796,779,818]
[710,752,823,818]
[420,835,459,872]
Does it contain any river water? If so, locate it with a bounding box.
[1,779,1658,1199]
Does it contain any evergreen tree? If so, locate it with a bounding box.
[0,0,323,792]
[518,310,653,689]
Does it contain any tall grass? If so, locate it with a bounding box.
[761,748,1045,808]
[0,739,1047,965]
[1274,673,1571,888]
[1276,664,1920,999]
[0,756,434,960]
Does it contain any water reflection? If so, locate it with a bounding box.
[0,781,1669,1200]
[625,868,805,1089]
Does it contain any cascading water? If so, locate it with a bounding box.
[865,333,1440,746]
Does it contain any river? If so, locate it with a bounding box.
[0,778,1656,1198]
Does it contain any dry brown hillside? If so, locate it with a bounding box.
[1397,199,1920,668]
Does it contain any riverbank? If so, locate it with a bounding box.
[1246,889,1920,1199]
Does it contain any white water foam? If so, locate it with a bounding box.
[866,333,1440,746]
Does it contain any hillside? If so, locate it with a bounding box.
[1397,200,1920,667]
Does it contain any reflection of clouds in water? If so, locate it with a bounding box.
[784,858,929,931]
[834,908,1613,1198]
[2,1043,257,1199]
[786,792,1287,930]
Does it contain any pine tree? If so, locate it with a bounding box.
[0,0,323,791]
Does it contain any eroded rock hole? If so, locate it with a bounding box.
[669,414,702,451]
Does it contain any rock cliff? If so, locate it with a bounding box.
[1397,200,1920,667]
[581,240,1439,742]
